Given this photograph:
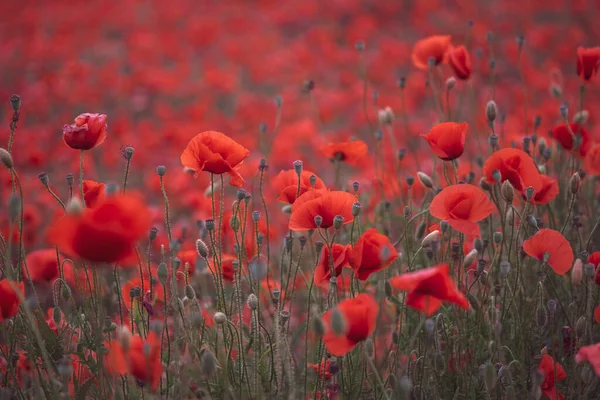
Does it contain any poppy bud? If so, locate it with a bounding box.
[185,285,196,300]
[352,202,362,217]
[38,172,49,187]
[377,107,394,125]
[500,260,511,277]
[149,227,158,242]
[415,221,426,240]
[491,169,502,184]
[479,177,491,192]
[417,172,434,189]
[525,186,535,201]
[275,96,283,108]
[282,204,292,214]
[196,239,209,258]
[314,215,323,228]
[299,236,307,248]
[156,165,166,176]
[200,349,217,377]
[473,238,484,253]
[62,283,72,300]
[214,312,227,325]
[477,259,485,274]
[330,308,346,335]
[463,249,478,267]
[247,293,258,310]
[571,259,583,286]
[9,94,20,111]
[440,220,449,233]
[293,160,303,176]
[584,263,595,277]
[333,215,345,230]
[53,307,62,325]
[486,101,497,124]
[0,148,13,169]
[483,362,497,392]
[570,172,581,194]
[66,197,83,215]
[501,181,514,203]
[251,211,260,222]
[446,77,457,90]
[576,317,586,337]
[205,219,215,231]
[493,232,502,244]
[312,315,325,336]
[573,110,589,125]
[157,262,169,285]
[559,104,568,119]
[421,230,440,248]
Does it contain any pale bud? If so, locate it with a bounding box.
[417,172,434,189]
[571,259,583,286]
[421,230,440,248]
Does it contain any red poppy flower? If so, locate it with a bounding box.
[577,46,600,82]
[482,148,540,193]
[590,252,600,285]
[585,144,600,176]
[307,358,332,381]
[289,190,356,231]
[273,169,326,204]
[180,131,250,187]
[47,193,151,265]
[529,175,559,205]
[314,244,351,287]
[319,140,368,166]
[411,35,452,69]
[421,122,468,161]
[0,280,24,322]
[576,343,600,377]
[348,229,398,281]
[23,249,59,282]
[538,354,566,400]
[62,113,107,150]
[83,180,106,208]
[523,229,574,275]
[429,184,494,236]
[322,293,378,356]
[550,123,591,156]
[389,264,470,316]
[448,45,472,80]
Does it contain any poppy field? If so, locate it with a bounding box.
[2,0,600,399]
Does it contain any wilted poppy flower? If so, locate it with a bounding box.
[389,264,470,316]
[83,180,106,208]
[0,280,24,322]
[320,140,368,166]
[348,229,398,280]
[585,143,600,176]
[529,175,559,205]
[576,343,600,376]
[577,46,600,82]
[314,244,351,287]
[273,169,326,204]
[421,122,468,161]
[550,123,591,156]
[62,113,107,150]
[181,131,250,187]
[289,190,356,231]
[523,229,574,275]
[47,194,151,265]
[538,354,566,400]
[322,293,378,356]
[429,184,493,236]
[411,35,452,69]
[23,249,59,282]
[448,45,472,80]
[482,148,540,193]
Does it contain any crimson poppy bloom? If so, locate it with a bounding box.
[550,123,591,156]
[83,180,106,208]
[589,252,600,285]
[411,35,452,69]
[0,280,24,322]
[538,354,566,400]
[23,249,59,282]
[289,189,356,231]
[320,140,368,166]
[448,45,472,80]
[529,175,559,205]
[576,343,600,377]
[577,46,600,82]
[421,122,468,161]
[47,193,151,265]
[585,144,600,176]
[307,358,332,381]
[389,264,470,316]
[348,229,398,280]
[314,244,351,287]
[181,131,250,187]
[523,229,573,275]
[62,113,107,150]
[482,148,540,193]
[429,184,494,236]
[322,293,378,356]
[273,169,326,204]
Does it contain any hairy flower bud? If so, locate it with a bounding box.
[417,172,434,189]
[570,172,581,194]
[0,149,13,169]
[247,294,258,310]
[421,230,440,248]
[463,249,478,267]
[486,101,497,124]
[378,107,394,125]
[157,262,169,285]
[501,181,514,203]
[571,259,583,286]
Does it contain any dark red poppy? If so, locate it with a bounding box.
[314,244,351,287]
[319,140,368,166]
[47,193,151,265]
[482,148,541,193]
[273,169,326,204]
[429,184,494,236]
[180,131,250,187]
[0,280,24,322]
[289,190,356,231]
[62,113,107,150]
[83,180,106,208]
[576,343,600,377]
[322,293,378,356]
[538,354,566,400]
[421,122,468,161]
[577,46,600,82]
[448,45,472,80]
[529,175,559,205]
[389,264,470,316]
[348,229,398,281]
[550,123,591,156]
[585,144,600,176]
[412,35,452,69]
[523,229,574,275]
[23,249,59,282]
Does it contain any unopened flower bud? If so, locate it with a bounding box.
[415,221,426,240]
[312,315,325,336]
[488,133,499,149]
[214,312,227,325]
[446,77,457,90]
[157,262,169,285]
[527,215,538,229]
[406,175,414,186]
[378,107,394,126]
[500,260,511,277]
[66,197,83,215]
[200,349,217,377]
[421,230,440,248]
[185,284,196,300]
[576,317,586,337]
[486,101,497,124]
[463,249,478,267]
[196,239,209,258]
[352,202,361,217]
[492,169,502,184]
[417,172,433,189]
[247,294,258,310]
[525,186,535,201]
[501,181,514,203]
[573,110,589,125]
[570,172,581,194]
[483,362,497,392]
[584,263,595,278]
[0,148,13,169]
[282,204,292,214]
[559,103,568,119]
[571,259,583,286]
[333,215,345,230]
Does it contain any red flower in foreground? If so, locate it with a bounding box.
[577,46,600,82]
[289,190,356,231]
[429,184,493,236]
[0,280,24,322]
[585,143,600,176]
[181,131,250,187]
[523,229,574,275]
[482,148,540,193]
[411,35,452,69]
[322,293,378,356]
[23,249,59,282]
[348,229,398,281]
[421,122,468,161]
[550,123,591,156]
[83,180,106,208]
[576,343,600,377]
[448,45,472,80]
[538,354,566,400]
[320,140,368,165]
[273,169,326,204]
[48,194,151,265]
[62,113,107,150]
[389,264,470,316]
[314,244,351,287]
